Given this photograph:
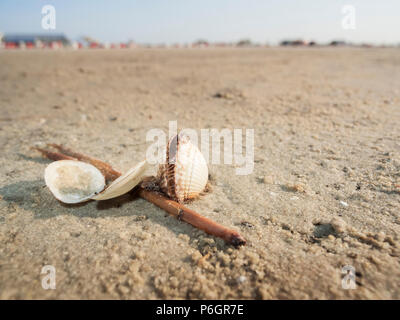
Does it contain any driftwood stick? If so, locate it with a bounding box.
[35,147,76,162]
[34,145,246,247]
[138,188,246,246]
[47,144,121,182]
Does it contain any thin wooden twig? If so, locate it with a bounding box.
[34,145,246,247]
[47,144,121,182]
[35,147,76,162]
[138,188,246,246]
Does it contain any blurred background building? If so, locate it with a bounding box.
[2,33,70,49]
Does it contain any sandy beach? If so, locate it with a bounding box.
[0,48,399,299]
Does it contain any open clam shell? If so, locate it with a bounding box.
[92,161,148,200]
[158,133,208,202]
[44,160,105,204]
[44,160,148,204]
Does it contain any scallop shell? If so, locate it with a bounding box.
[158,133,208,202]
[45,160,148,204]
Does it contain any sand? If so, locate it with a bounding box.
[0,48,399,299]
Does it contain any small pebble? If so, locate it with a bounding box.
[340,201,349,207]
[285,183,306,193]
[237,275,247,284]
[330,217,347,234]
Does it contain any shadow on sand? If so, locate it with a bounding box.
[0,176,230,252]
[0,155,233,251]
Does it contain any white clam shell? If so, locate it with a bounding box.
[159,134,208,202]
[92,160,148,200]
[45,160,148,204]
[44,160,105,204]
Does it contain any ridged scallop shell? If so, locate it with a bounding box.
[45,160,148,204]
[158,134,208,202]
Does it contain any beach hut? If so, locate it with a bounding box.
[2,34,70,49]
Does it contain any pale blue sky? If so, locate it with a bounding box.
[0,0,399,44]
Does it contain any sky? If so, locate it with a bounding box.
[0,0,399,45]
